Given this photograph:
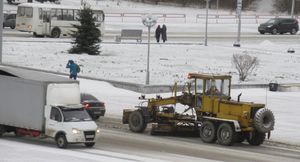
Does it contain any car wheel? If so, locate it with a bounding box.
[290,28,297,35]
[56,134,68,148]
[271,28,278,35]
[259,31,265,34]
[10,26,15,29]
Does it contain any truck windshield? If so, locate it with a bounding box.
[61,108,92,122]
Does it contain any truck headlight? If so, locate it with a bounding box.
[72,128,81,134]
[267,25,272,28]
[96,128,100,134]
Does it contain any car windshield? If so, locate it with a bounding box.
[266,19,278,24]
[81,93,98,101]
[61,107,92,122]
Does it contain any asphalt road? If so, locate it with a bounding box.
[94,117,300,162]
[3,28,300,44]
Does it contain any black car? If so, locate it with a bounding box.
[3,13,16,29]
[258,18,299,35]
[80,93,106,120]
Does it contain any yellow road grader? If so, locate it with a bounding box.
[123,73,275,146]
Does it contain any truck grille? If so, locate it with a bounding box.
[84,131,95,141]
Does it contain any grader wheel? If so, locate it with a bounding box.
[247,131,266,146]
[200,121,217,143]
[217,123,236,146]
[253,108,275,133]
[128,110,147,133]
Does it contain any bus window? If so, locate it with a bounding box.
[39,8,43,20]
[17,7,25,17]
[62,9,74,21]
[51,9,58,20]
[74,10,79,20]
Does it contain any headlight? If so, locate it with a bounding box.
[96,128,100,134]
[267,25,272,28]
[72,128,81,134]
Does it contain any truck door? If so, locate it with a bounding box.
[42,10,51,36]
[45,107,63,137]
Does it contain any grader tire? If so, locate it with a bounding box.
[128,110,147,133]
[247,131,266,146]
[253,108,275,133]
[217,123,236,146]
[200,121,217,143]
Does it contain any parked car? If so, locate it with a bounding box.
[81,93,106,120]
[3,13,16,29]
[258,18,299,35]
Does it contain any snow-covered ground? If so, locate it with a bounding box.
[1,0,300,161]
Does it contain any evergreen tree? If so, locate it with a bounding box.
[69,4,102,55]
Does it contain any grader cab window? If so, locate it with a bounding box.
[205,79,230,96]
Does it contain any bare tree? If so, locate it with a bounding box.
[232,52,259,81]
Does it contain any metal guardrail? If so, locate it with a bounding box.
[105,12,186,23]
[195,14,300,24]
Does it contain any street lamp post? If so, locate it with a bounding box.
[204,0,209,46]
[291,0,295,18]
[0,1,3,63]
[142,14,157,85]
[233,0,242,47]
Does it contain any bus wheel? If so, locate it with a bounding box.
[51,28,61,38]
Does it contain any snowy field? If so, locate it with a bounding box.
[1,0,300,161]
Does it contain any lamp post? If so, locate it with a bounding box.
[142,14,157,85]
[291,0,295,18]
[204,0,210,46]
[0,1,3,63]
[233,0,242,47]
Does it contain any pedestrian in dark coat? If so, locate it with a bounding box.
[66,60,78,80]
[162,24,167,43]
[155,25,161,43]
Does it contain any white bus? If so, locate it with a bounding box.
[16,3,105,38]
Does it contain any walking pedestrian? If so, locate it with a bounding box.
[155,25,162,43]
[162,24,167,43]
[66,60,79,80]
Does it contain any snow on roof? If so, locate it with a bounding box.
[0,65,78,84]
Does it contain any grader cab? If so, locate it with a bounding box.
[123,73,275,146]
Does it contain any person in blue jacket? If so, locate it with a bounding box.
[66,60,78,80]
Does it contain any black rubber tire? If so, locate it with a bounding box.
[56,134,68,148]
[0,125,5,137]
[200,121,217,143]
[10,25,15,29]
[217,123,236,146]
[128,110,147,133]
[290,28,297,35]
[51,28,61,38]
[259,31,265,34]
[253,108,275,133]
[271,28,278,35]
[247,131,265,146]
[85,142,95,147]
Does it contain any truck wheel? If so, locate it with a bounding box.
[200,121,216,143]
[253,108,275,133]
[85,142,95,147]
[247,131,265,146]
[56,134,68,148]
[217,123,236,146]
[0,125,5,137]
[51,28,61,38]
[128,110,147,133]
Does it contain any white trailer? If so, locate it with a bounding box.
[0,65,100,148]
